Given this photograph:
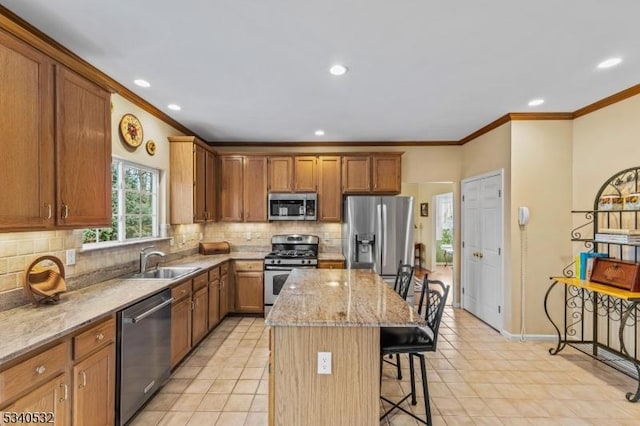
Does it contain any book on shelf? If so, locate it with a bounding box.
[598,228,640,235]
[595,233,640,243]
[579,252,608,280]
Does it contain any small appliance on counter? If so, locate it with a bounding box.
[264,235,319,315]
[23,255,67,307]
[199,241,231,255]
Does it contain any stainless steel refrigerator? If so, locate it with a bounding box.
[343,196,415,300]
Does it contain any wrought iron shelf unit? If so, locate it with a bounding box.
[546,167,640,403]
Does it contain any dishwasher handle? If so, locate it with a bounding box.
[129,298,174,323]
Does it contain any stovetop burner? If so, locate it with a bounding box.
[266,249,316,259]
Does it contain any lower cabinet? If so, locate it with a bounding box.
[208,268,221,331]
[3,374,68,426]
[318,260,345,269]
[72,344,115,426]
[234,261,264,314]
[171,284,192,368]
[192,286,209,345]
[220,263,230,319]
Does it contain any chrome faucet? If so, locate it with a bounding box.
[140,246,166,273]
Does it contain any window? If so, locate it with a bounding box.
[83,159,159,245]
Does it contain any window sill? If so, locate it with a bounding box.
[81,237,172,253]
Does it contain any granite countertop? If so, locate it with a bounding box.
[317,253,345,261]
[0,252,267,366]
[265,269,426,327]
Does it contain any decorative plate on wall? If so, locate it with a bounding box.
[146,140,157,156]
[119,113,144,148]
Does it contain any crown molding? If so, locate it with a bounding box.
[0,5,203,140]
[573,84,640,118]
[208,140,460,147]
[508,112,574,121]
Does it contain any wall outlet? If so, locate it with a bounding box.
[65,249,76,266]
[169,237,175,246]
[324,232,330,241]
[181,235,186,244]
[246,232,252,241]
[317,352,332,375]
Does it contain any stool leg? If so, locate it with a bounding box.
[408,353,417,405]
[418,353,431,425]
[396,353,402,380]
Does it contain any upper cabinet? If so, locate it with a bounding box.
[342,154,402,194]
[0,29,55,231]
[55,67,111,228]
[267,156,317,193]
[220,155,267,222]
[0,28,111,231]
[169,136,217,224]
[317,156,342,222]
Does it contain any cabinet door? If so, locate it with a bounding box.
[4,374,68,426]
[171,297,192,367]
[0,30,54,230]
[318,156,342,222]
[220,156,244,222]
[55,66,111,227]
[268,156,293,192]
[244,157,268,222]
[318,260,345,269]
[192,286,209,345]
[208,279,220,330]
[294,156,317,192]
[219,273,229,319]
[193,145,207,223]
[372,155,401,194]
[342,156,371,193]
[73,344,115,426]
[235,271,264,313]
[205,150,217,221]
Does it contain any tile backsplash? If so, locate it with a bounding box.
[0,222,342,311]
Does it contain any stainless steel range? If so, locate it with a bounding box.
[264,234,319,315]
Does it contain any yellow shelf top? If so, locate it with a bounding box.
[552,276,640,301]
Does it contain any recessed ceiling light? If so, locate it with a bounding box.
[528,98,545,107]
[167,104,181,111]
[329,64,348,76]
[134,79,150,88]
[597,57,622,69]
[314,130,325,136]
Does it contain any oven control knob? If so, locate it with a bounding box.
[277,260,281,264]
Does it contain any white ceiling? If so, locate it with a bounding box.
[2,0,640,143]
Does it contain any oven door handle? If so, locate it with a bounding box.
[265,266,316,271]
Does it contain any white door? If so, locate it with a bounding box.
[462,171,503,330]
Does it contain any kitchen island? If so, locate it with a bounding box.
[265,268,426,426]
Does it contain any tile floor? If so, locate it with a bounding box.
[131,308,640,425]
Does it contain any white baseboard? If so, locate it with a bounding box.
[500,330,556,341]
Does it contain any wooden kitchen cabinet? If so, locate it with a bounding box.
[0,29,55,231]
[219,263,230,318]
[55,66,111,228]
[171,281,192,367]
[244,156,268,222]
[372,154,401,193]
[208,267,221,330]
[192,286,209,345]
[219,156,245,222]
[318,156,342,222]
[318,260,345,269]
[234,260,263,314]
[268,156,293,192]
[72,344,115,426]
[294,156,317,192]
[169,136,217,224]
[3,374,68,426]
[342,156,371,193]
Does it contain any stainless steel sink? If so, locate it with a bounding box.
[125,266,200,280]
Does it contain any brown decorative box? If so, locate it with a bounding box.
[590,258,640,292]
[199,241,230,255]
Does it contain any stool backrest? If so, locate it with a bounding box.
[393,263,414,301]
[421,279,449,350]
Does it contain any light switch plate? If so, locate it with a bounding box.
[65,249,76,266]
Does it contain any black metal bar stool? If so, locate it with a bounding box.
[380,278,450,425]
[382,262,415,380]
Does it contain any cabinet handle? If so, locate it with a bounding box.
[46,204,52,219]
[79,371,87,388]
[35,365,46,375]
[60,383,68,402]
[96,332,105,341]
[191,300,195,311]
[61,204,69,219]
[181,289,186,295]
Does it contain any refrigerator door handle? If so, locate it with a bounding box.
[376,203,383,273]
[382,203,388,269]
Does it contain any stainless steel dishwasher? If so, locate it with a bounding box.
[116,289,173,425]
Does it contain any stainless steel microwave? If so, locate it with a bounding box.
[268,193,317,221]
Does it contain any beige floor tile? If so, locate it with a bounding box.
[158,411,193,426]
[471,417,504,425]
[250,394,268,412]
[233,379,260,394]
[224,394,254,411]
[184,379,214,394]
[217,367,244,380]
[215,412,248,425]
[145,393,179,411]
[197,393,229,412]
[256,380,268,394]
[244,412,268,426]
[240,367,265,380]
[171,393,205,411]
[172,366,202,379]
[186,411,220,425]
[441,415,475,425]
[160,378,191,394]
[209,379,237,394]
[129,410,165,426]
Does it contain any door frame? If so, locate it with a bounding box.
[460,169,505,331]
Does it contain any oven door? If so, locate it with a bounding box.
[264,266,316,315]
